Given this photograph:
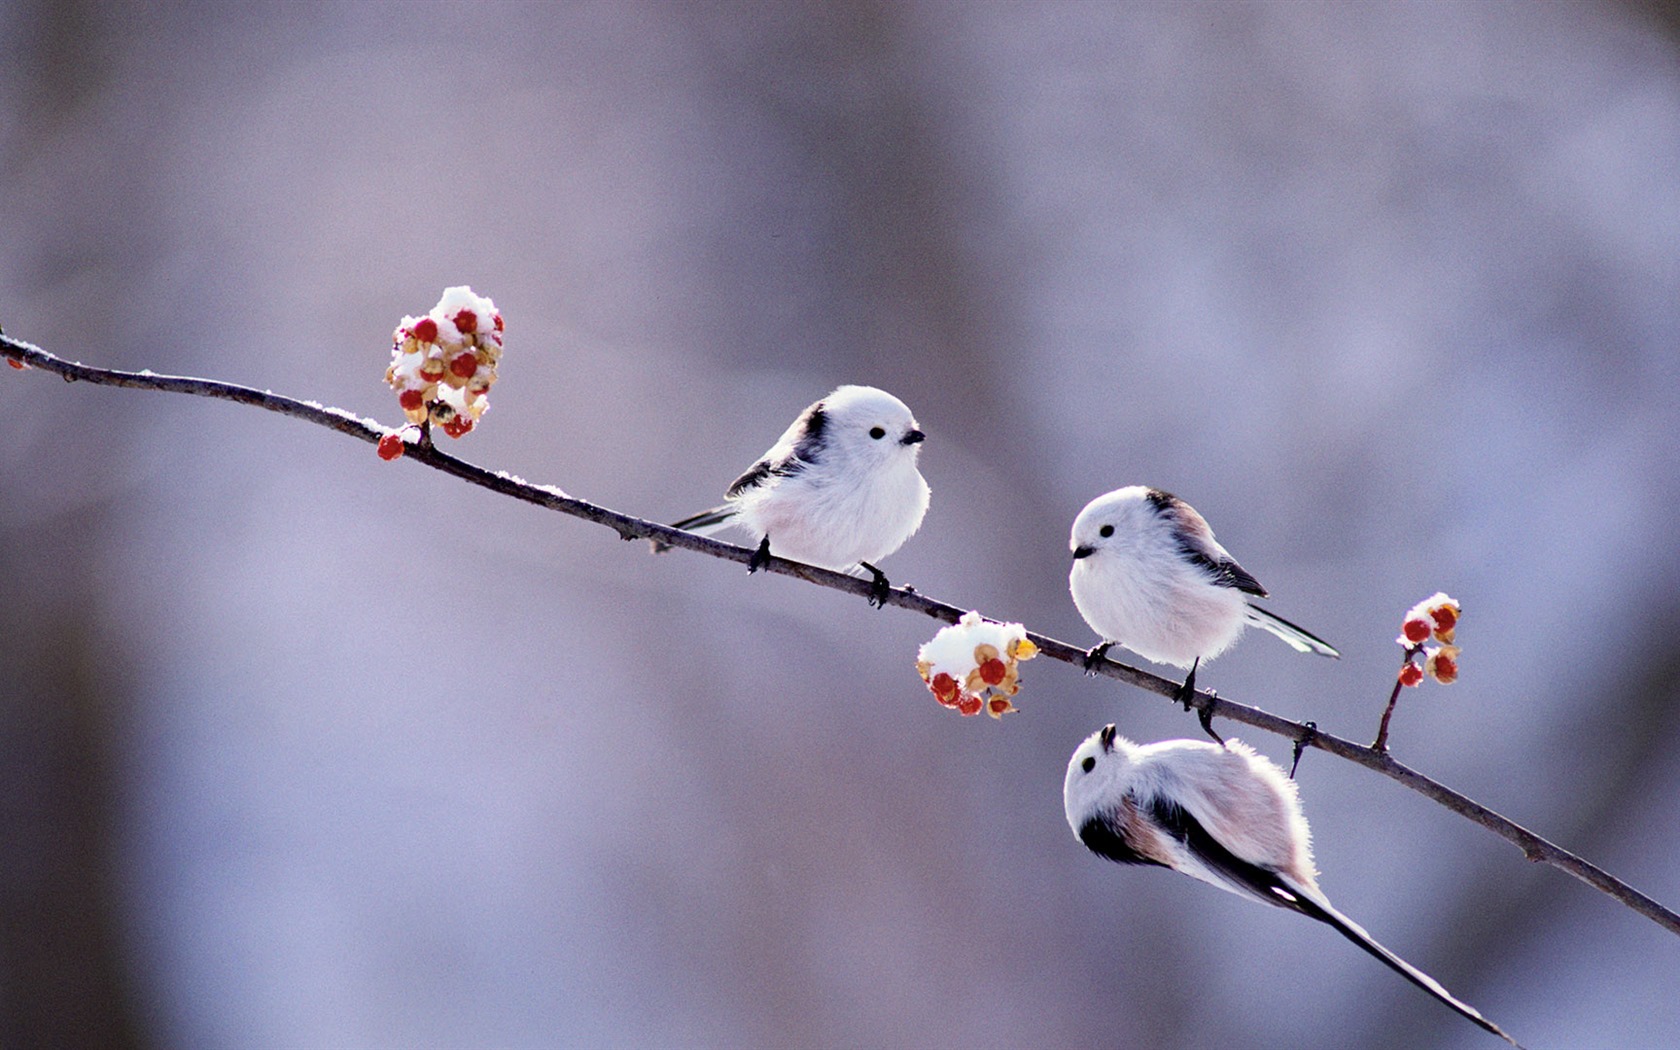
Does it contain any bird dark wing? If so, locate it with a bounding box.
[1145,795,1299,909]
[724,403,827,498]
[1145,489,1268,596]
[1144,797,1520,1046]
[1183,547,1268,596]
[1079,800,1173,869]
[725,458,778,498]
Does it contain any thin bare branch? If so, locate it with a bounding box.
[3,331,1676,938]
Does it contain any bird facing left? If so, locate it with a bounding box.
[1063,724,1521,1047]
[653,384,930,606]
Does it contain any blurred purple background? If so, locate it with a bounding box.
[4,2,1679,1047]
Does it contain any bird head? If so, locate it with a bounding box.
[1069,485,1159,561]
[817,385,925,469]
[1063,723,1136,836]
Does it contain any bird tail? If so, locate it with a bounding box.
[649,505,736,554]
[1287,886,1522,1047]
[1244,603,1340,658]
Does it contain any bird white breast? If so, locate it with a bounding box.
[1070,539,1248,668]
[737,457,928,571]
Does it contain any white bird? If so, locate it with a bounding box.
[1064,724,1521,1047]
[657,385,930,606]
[1069,486,1337,734]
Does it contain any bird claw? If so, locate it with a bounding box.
[1082,642,1113,676]
[1175,659,1224,745]
[1195,702,1225,746]
[748,535,772,574]
[1174,658,1200,713]
[1289,722,1318,779]
[860,561,892,608]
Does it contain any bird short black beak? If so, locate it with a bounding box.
[901,429,925,445]
[1099,724,1117,751]
[1072,545,1094,559]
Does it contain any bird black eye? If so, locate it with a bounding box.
[1099,524,1114,538]
[869,426,886,440]
[1080,756,1096,773]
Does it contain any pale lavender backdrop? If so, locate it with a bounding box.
[3,2,1678,1048]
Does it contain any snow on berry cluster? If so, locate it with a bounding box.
[916,611,1038,719]
[1396,592,1460,687]
[383,286,503,445]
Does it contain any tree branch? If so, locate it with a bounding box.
[4,331,1676,938]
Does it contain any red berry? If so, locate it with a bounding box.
[449,353,478,379]
[956,695,983,716]
[442,417,474,439]
[1401,617,1431,644]
[1398,662,1424,688]
[412,317,439,343]
[1428,651,1459,685]
[988,697,1013,716]
[978,658,1006,686]
[398,389,425,410]
[6,358,24,370]
[1430,605,1458,632]
[930,673,960,706]
[453,309,478,334]
[376,433,404,461]
[492,313,504,332]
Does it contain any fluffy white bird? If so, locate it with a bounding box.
[658,385,930,606]
[1064,725,1521,1047]
[1070,486,1337,733]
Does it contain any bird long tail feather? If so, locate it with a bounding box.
[649,505,736,554]
[1244,603,1340,658]
[1289,888,1521,1047]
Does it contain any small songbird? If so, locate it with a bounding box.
[1069,486,1337,733]
[1063,725,1521,1047]
[656,385,930,606]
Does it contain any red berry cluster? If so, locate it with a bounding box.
[383,286,504,447]
[1397,593,1461,688]
[917,612,1038,719]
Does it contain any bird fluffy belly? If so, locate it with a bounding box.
[1075,569,1248,668]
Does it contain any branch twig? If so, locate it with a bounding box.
[4,332,1676,938]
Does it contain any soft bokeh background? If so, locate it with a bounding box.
[4,2,1679,1047]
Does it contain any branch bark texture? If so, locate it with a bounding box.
[3,331,1675,938]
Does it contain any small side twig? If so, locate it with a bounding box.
[1373,645,1420,752]
[3,331,1677,939]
